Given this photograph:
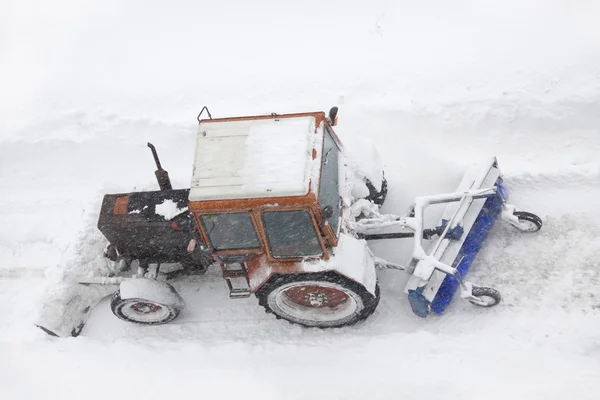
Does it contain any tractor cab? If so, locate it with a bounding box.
[188,111,346,297]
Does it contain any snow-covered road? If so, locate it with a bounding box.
[2,112,599,399]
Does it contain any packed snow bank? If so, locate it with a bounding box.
[1,0,599,139]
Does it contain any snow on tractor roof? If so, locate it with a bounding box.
[189,115,322,202]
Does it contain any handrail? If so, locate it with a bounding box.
[197,106,213,122]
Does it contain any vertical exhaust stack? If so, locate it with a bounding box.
[147,143,173,191]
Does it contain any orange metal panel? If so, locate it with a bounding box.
[246,254,304,293]
[199,111,326,126]
[113,195,129,215]
[188,193,318,213]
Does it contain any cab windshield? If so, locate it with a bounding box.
[262,210,323,258]
[200,212,261,251]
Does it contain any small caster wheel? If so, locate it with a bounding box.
[468,286,501,307]
[512,211,542,232]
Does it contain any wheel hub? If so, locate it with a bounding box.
[282,284,350,308]
[130,302,163,314]
[519,220,538,232]
[305,292,328,307]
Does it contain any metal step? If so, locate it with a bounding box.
[226,276,251,298]
[223,263,251,298]
[223,262,247,277]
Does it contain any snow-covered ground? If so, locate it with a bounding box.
[2,1,600,398]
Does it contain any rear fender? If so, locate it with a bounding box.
[247,234,377,296]
[119,278,185,309]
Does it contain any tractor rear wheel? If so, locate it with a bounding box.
[256,271,379,328]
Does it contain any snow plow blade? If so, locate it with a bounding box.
[36,281,117,337]
[404,157,506,316]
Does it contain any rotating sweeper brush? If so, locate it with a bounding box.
[36,107,542,337]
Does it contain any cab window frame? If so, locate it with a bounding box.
[261,209,326,259]
[199,212,262,252]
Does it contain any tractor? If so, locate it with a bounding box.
[36,107,542,337]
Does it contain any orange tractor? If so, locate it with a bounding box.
[37,107,542,337]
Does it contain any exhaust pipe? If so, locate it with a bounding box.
[147,142,173,191]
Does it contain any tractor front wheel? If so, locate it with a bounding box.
[256,272,379,328]
[111,291,181,325]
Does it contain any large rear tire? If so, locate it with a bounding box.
[256,271,379,328]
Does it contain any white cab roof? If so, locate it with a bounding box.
[189,115,322,202]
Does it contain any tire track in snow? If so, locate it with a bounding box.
[0,268,45,280]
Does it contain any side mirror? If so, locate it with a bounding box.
[321,206,333,219]
[328,107,339,126]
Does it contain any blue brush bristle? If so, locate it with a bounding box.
[429,180,506,315]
